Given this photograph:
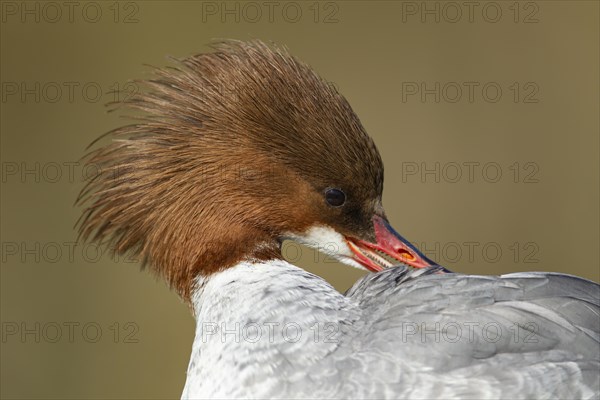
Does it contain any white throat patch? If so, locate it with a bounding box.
[283,225,367,271]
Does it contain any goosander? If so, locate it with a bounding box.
[77,40,600,399]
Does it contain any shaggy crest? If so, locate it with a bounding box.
[77,40,383,301]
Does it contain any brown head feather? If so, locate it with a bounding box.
[77,40,384,301]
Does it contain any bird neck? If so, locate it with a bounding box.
[183,260,360,397]
[190,259,353,322]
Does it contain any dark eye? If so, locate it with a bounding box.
[325,188,346,207]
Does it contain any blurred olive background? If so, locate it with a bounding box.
[1,1,598,399]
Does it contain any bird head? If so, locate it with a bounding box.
[77,40,440,301]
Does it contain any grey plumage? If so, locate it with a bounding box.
[182,261,600,399]
[343,266,600,398]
